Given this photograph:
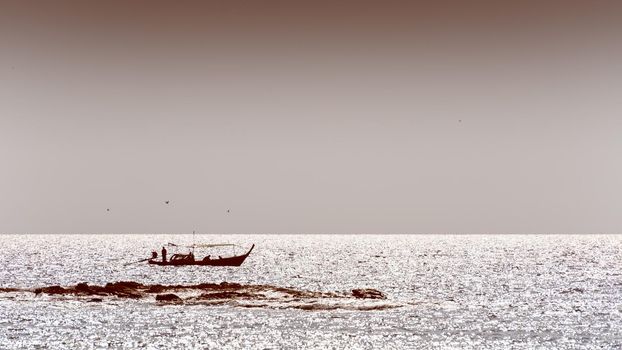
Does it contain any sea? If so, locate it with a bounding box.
[0,234,621,349]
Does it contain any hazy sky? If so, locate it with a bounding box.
[1,1,622,234]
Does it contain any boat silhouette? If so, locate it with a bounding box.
[148,243,254,267]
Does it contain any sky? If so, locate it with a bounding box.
[1,1,622,234]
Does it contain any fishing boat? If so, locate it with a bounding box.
[148,243,254,267]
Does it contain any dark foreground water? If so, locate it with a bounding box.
[0,234,621,349]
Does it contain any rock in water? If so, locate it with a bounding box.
[156,294,183,303]
[34,286,68,295]
[76,283,91,293]
[351,289,385,299]
[147,285,166,293]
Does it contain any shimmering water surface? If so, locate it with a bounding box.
[1,234,621,349]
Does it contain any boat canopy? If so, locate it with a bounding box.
[167,243,239,249]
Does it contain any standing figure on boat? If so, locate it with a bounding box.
[161,246,167,262]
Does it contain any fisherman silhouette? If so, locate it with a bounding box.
[161,246,167,263]
[165,201,170,204]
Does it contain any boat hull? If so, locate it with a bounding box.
[148,244,254,267]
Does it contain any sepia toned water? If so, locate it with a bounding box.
[0,234,621,349]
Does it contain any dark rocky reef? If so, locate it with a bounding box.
[197,291,259,300]
[4,282,394,310]
[34,282,143,299]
